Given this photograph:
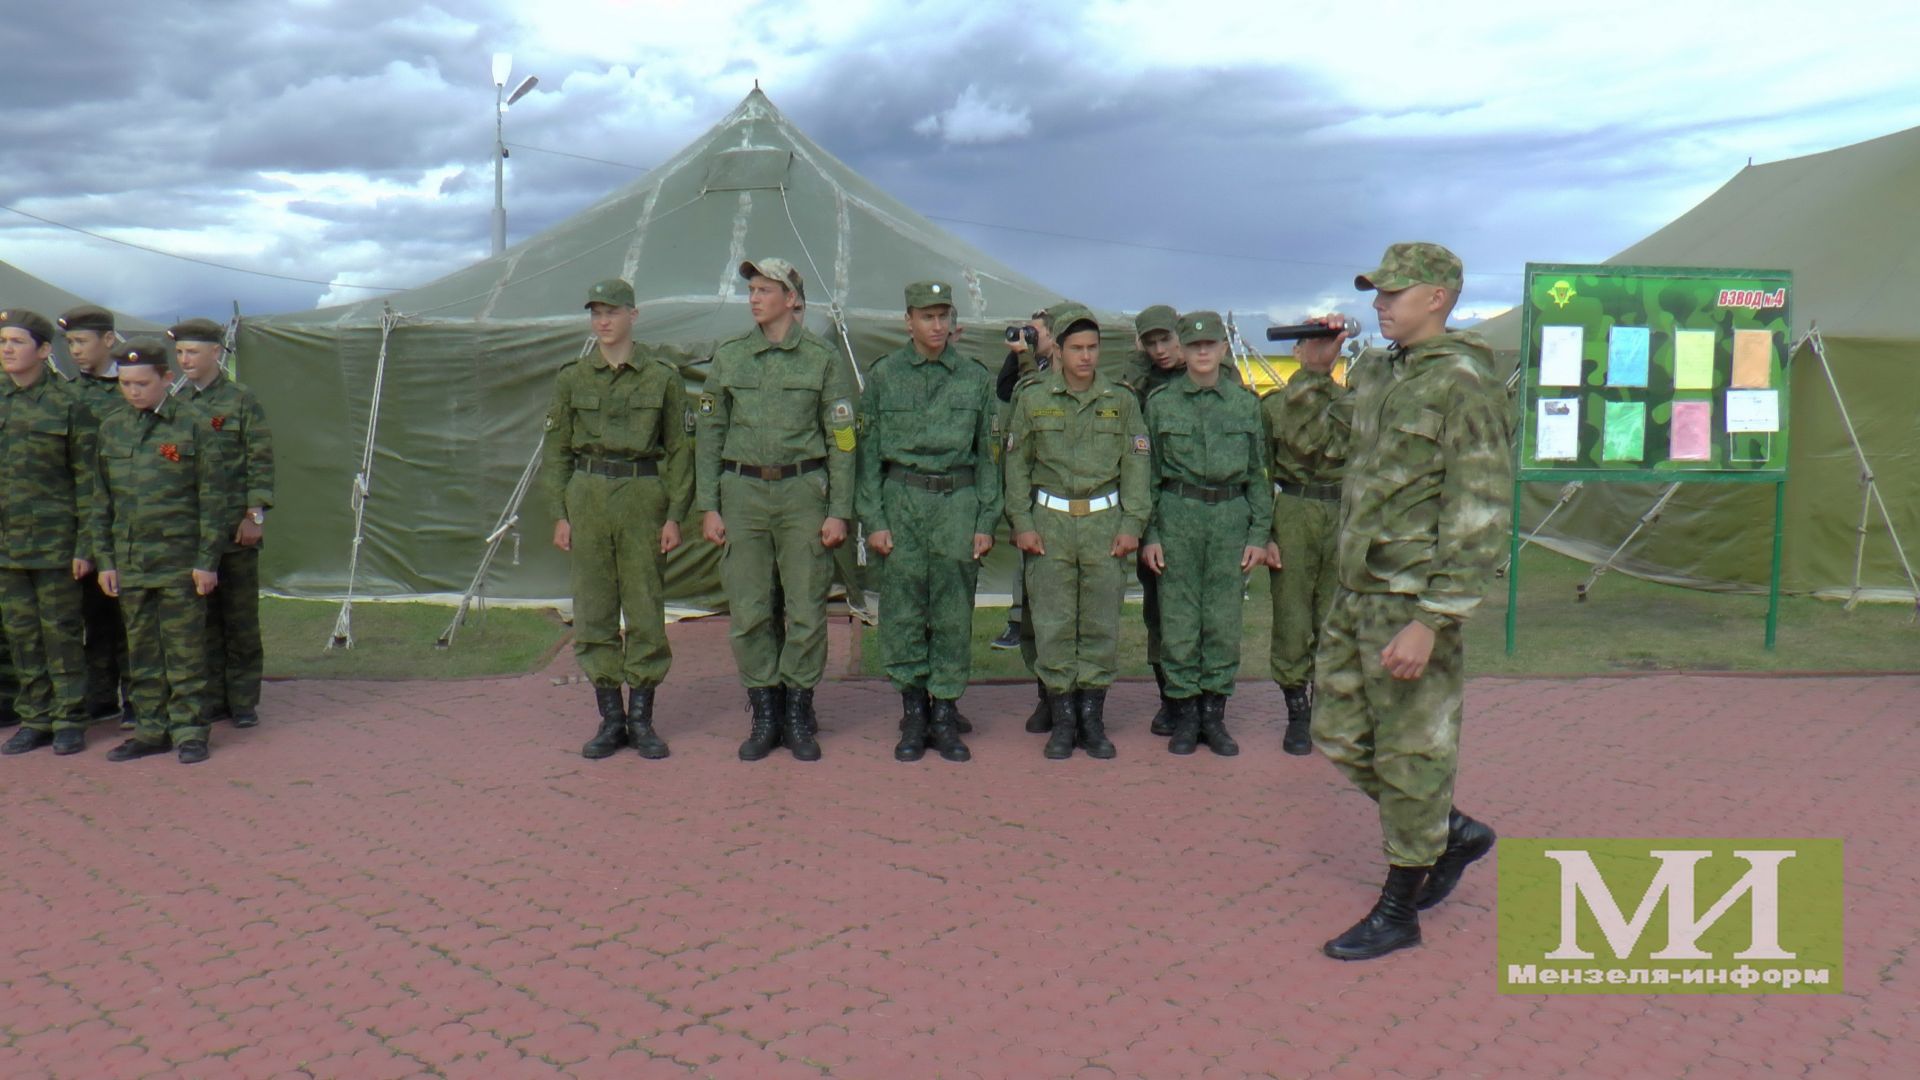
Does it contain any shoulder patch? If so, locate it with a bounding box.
[830,398,854,423]
[833,425,856,453]
[1132,434,1151,455]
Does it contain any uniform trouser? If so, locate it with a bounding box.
[877,481,982,700]
[1138,550,1163,667]
[0,567,87,732]
[121,584,210,747]
[204,546,264,718]
[719,469,832,689]
[79,568,129,714]
[1312,589,1463,867]
[567,471,672,688]
[1026,505,1128,693]
[1017,556,1039,674]
[1157,495,1252,698]
[1268,493,1340,688]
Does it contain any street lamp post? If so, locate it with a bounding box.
[491,52,539,258]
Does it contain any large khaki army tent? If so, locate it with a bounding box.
[238,89,1117,611]
[1477,126,1920,602]
[0,257,161,375]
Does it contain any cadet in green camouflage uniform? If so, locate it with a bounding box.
[857,281,1002,764]
[169,318,274,730]
[1005,307,1151,760]
[58,305,132,726]
[1141,312,1274,757]
[1117,304,1185,735]
[1302,243,1510,961]
[698,258,857,762]
[92,339,223,765]
[0,310,98,757]
[545,279,693,760]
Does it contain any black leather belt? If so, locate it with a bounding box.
[576,456,660,478]
[723,458,826,481]
[1276,480,1342,502]
[1162,480,1241,505]
[885,464,975,493]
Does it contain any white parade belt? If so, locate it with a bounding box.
[1035,489,1119,516]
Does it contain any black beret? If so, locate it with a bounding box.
[0,308,56,346]
[167,317,225,345]
[57,305,116,334]
[112,336,173,368]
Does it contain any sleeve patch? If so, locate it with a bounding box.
[833,426,857,453]
[543,415,556,431]
[1132,434,1151,455]
[830,398,854,423]
[683,407,696,434]
[697,393,716,415]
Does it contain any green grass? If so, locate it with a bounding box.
[859,547,1920,679]
[262,598,570,681]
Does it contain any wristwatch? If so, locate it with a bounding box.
[248,509,266,525]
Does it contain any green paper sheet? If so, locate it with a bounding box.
[1602,401,1645,462]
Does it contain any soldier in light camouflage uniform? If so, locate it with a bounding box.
[1141,312,1274,757]
[170,318,274,731]
[57,306,132,728]
[92,339,223,765]
[546,279,694,760]
[857,281,1002,764]
[0,309,98,757]
[1300,243,1510,960]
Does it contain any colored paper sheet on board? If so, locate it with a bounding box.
[1732,329,1772,388]
[1670,400,1712,461]
[1606,326,1650,387]
[1673,330,1716,390]
[1535,398,1580,460]
[1602,400,1645,461]
[1538,325,1585,386]
[1726,389,1780,433]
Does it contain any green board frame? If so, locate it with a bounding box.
[1507,264,1793,653]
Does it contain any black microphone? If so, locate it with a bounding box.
[1265,315,1360,342]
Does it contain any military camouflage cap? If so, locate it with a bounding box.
[0,308,56,346]
[57,304,115,334]
[1355,242,1463,292]
[738,257,805,300]
[112,336,171,368]
[167,317,225,345]
[1178,310,1224,345]
[904,280,956,310]
[584,278,636,309]
[1049,303,1099,340]
[1134,304,1180,338]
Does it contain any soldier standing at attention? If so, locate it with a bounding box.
[92,339,222,765]
[58,306,133,728]
[857,281,1001,763]
[1004,306,1150,760]
[989,308,1057,655]
[0,310,98,757]
[1118,304,1184,736]
[169,319,273,730]
[1300,243,1509,960]
[697,258,857,762]
[545,280,693,760]
[1140,312,1273,757]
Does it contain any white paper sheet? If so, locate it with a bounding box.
[1538,325,1585,387]
[1725,389,1780,433]
[1535,397,1580,460]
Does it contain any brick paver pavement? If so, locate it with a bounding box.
[2,616,1914,1078]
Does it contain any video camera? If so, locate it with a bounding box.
[1004,324,1039,348]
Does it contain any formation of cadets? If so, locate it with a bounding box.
[0,308,273,766]
[546,241,1514,959]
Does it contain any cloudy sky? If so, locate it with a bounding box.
[5,0,1920,330]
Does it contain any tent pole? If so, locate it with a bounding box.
[327,306,398,649]
[1499,480,1583,576]
[1576,482,1681,602]
[1226,313,1289,392]
[439,436,545,648]
[1804,328,1920,611]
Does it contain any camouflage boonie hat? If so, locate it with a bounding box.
[112,336,171,368]
[1178,310,1224,345]
[1134,304,1179,338]
[0,308,56,346]
[1049,303,1099,340]
[739,257,805,300]
[57,304,115,334]
[1355,242,1463,292]
[584,278,636,309]
[904,280,955,310]
[167,317,225,345]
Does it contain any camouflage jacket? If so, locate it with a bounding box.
[541,345,694,523]
[180,371,275,552]
[91,397,223,586]
[1261,368,1350,490]
[695,323,857,520]
[1143,373,1273,548]
[72,370,125,420]
[854,343,1004,536]
[0,374,97,569]
[1335,331,1511,627]
[1004,369,1152,539]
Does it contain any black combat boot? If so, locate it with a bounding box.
[582,686,628,759]
[106,737,169,762]
[625,687,670,759]
[1323,865,1429,961]
[1281,684,1313,756]
[951,708,973,734]
[895,689,930,762]
[52,727,87,756]
[1167,697,1201,755]
[738,687,781,761]
[1417,809,1497,910]
[1198,694,1239,757]
[176,739,210,765]
[927,698,971,763]
[2,726,53,755]
[1024,679,1052,734]
[1076,688,1116,759]
[783,686,821,761]
[1149,664,1176,737]
[989,618,1021,650]
[1042,690,1078,759]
